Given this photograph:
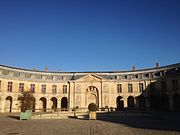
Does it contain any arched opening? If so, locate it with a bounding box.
[127,96,135,108]
[17,97,22,112]
[86,86,99,108]
[136,95,146,109]
[173,94,180,111]
[17,96,36,112]
[149,94,160,110]
[5,96,13,112]
[160,94,169,111]
[40,97,47,112]
[51,97,57,111]
[61,97,68,111]
[116,96,124,111]
[32,97,36,112]
[87,93,96,106]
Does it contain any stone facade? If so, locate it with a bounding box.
[0,63,180,113]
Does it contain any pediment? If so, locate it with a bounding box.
[75,74,105,82]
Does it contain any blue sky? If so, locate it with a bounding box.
[0,0,180,72]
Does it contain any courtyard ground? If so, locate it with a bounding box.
[0,112,180,135]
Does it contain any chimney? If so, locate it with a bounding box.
[156,63,160,68]
[45,66,48,72]
[132,65,136,70]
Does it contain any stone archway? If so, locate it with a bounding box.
[51,97,57,111]
[5,96,13,112]
[61,97,68,111]
[39,97,47,112]
[116,96,124,111]
[136,95,146,109]
[17,97,22,112]
[32,97,36,112]
[127,96,135,108]
[85,86,99,108]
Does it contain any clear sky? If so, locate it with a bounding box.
[0,0,180,72]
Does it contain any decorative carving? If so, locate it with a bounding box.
[86,86,98,95]
[86,86,99,107]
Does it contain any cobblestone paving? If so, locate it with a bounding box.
[0,113,180,135]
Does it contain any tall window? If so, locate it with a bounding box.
[161,81,166,91]
[139,83,144,92]
[52,85,57,94]
[172,80,178,91]
[117,84,122,93]
[19,83,24,92]
[63,85,67,94]
[7,81,13,92]
[30,84,35,93]
[41,84,46,94]
[128,84,133,93]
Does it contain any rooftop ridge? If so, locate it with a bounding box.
[0,63,179,74]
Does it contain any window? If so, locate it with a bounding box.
[52,85,57,94]
[19,83,24,92]
[161,81,166,90]
[117,84,122,93]
[41,84,46,94]
[7,82,13,92]
[128,84,133,93]
[139,83,144,92]
[172,80,178,91]
[30,84,35,93]
[63,85,67,94]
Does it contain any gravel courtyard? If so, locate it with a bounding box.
[0,113,180,135]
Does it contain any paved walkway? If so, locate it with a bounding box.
[0,113,180,135]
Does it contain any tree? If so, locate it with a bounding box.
[19,90,34,112]
[88,103,98,112]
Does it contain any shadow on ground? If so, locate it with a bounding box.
[7,115,20,120]
[75,111,180,132]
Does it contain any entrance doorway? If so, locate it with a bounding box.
[51,97,57,111]
[127,96,135,108]
[116,96,124,111]
[40,97,47,112]
[61,97,68,111]
[86,86,99,108]
[5,96,13,112]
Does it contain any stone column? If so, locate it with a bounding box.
[46,98,52,111]
[68,82,71,111]
[35,98,39,112]
[98,86,102,108]
[123,97,128,108]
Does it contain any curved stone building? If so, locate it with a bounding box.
[0,63,180,113]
